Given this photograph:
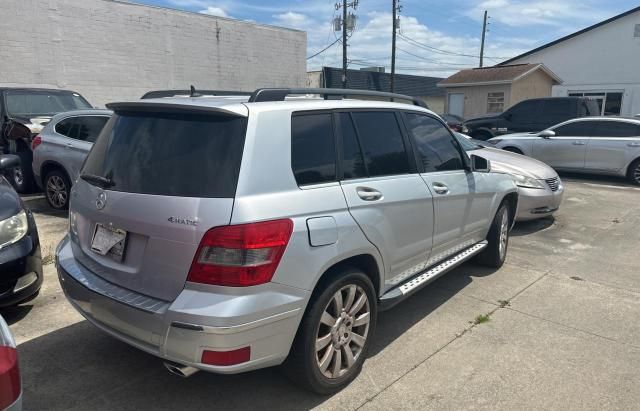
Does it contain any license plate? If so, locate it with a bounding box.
[91,224,128,261]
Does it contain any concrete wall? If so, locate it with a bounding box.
[444,84,512,119]
[0,0,306,106]
[508,9,640,115]
[511,69,554,106]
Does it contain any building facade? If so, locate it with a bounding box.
[501,6,640,116]
[0,0,306,106]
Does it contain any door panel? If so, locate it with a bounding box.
[532,121,592,169]
[341,175,434,288]
[448,93,464,118]
[585,121,640,172]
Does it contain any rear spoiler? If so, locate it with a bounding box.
[105,102,247,118]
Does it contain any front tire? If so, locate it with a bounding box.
[628,159,640,186]
[283,268,377,394]
[44,169,71,210]
[12,151,35,193]
[477,204,510,268]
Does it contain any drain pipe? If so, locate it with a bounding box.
[164,361,200,378]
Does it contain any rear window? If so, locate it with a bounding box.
[5,90,91,117]
[81,111,247,197]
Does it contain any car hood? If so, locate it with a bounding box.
[473,147,557,179]
[8,115,52,134]
[464,113,500,123]
[0,176,22,220]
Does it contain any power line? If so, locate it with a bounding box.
[307,38,341,60]
[398,32,510,60]
[396,47,475,67]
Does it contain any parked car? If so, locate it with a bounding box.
[489,117,640,185]
[0,315,21,410]
[439,113,468,133]
[0,88,93,193]
[454,133,563,221]
[56,88,518,394]
[32,109,112,210]
[0,156,43,307]
[464,97,600,141]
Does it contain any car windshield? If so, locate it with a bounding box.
[5,90,92,117]
[453,133,481,151]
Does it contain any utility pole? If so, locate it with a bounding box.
[479,10,488,68]
[391,0,398,92]
[342,0,348,88]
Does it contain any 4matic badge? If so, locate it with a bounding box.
[167,216,199,226]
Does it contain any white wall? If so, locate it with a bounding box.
[508,9,640,115]
[0,0,307,106]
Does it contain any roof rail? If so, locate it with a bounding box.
[141,89,253,99]
[248,88,429,109]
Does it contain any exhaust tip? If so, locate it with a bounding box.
[164,361,199,378]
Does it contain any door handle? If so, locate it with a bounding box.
[627,142,640,147]
[356,187,382,201]
[432,182,449,195]
[572,141,586,146]
[65,143,74,149]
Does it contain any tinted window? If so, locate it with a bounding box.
[5,90,91,117]
[351,112,410,177]
[542,99,572,114]
[291,114,336,186]
[76,116,109,143]
[339,113,367,179]
[405,114,464,172]
[593,121,640,138]
[55,118,78,139]
[82,112,247,197]
[507,100,539,121]
[552,121,593,137]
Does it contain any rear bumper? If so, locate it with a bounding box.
[55,235,308,374]
[516,184,564,221]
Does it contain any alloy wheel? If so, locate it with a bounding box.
[315,284,371,379]
[498,210,509,261]
[634,164,640,185]
[46,175,68,209]
[13,168,24,186]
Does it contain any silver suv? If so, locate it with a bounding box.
[56,88,518,393]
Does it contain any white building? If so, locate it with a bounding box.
[501,6,640,117]
[0,0,306,106]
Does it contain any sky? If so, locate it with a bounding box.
[134,0,637,78]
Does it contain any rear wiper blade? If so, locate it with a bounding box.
[80,173,114,188]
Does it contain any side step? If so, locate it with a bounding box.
[378,241,488,311]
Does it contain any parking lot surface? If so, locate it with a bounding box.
[4,175,640,410]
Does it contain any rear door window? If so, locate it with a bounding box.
[291,113,336,186]
[82,111,247,198]
[593,121,640,138]
[338,113,367,180]
[55,117,79,139]
[351,112,410,177]
[404,113,464,172]
[76,116,110,143]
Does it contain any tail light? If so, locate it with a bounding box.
[0,318,20,410]
[31,135,42,150]
[201,347,251,366]
[187,219,294,287]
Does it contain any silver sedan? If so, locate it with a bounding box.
[455,133,564,221]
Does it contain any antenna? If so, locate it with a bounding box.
[189,85,202,98]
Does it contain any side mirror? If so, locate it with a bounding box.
[538,129,556,138]
[470,154,491,173]
[0,155,20,171]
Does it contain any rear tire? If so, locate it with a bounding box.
[628,158,640,186]
[44,169,71,210]
[502,146,523,155]
[283,268,377,394]
[11,151,35,193]
[477,204,510,268]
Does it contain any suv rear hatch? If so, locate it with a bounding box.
[69,102,248,302]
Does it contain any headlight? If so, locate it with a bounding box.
[488,139,502,145]
[0,210,29,249]
[511,174,545,189]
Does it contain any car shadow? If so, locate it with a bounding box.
[558,172,637,188]
[0,304,34,325]
[21,196,68,218]
[511,216,556,237]
[16,261,497,410]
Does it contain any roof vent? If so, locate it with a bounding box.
[635,24,640,38]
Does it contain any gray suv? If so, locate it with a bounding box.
[56,88,518,393]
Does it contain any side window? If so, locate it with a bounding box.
[552,121,592,137]
[593,121,640,138]
[338,113,367,179]
[508,100,539,122]
[404,113,464,172]
[76,116,109,143]
[291,113,336,186]
[351,112,410,177]
[55,118,78,139]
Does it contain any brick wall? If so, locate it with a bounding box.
[0,0,307,106]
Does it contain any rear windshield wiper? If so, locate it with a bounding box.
[80,173,114,188]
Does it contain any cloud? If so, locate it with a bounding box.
[272,12,312,29]
[199,6,229,18]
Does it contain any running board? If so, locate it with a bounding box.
[378,241,488,311]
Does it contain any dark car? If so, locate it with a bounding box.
[0,155,43,307]
[439,113,467,133]
[464,97,600,140]
[0,88,93,193]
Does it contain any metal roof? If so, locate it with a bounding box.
[321,67,445,98]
